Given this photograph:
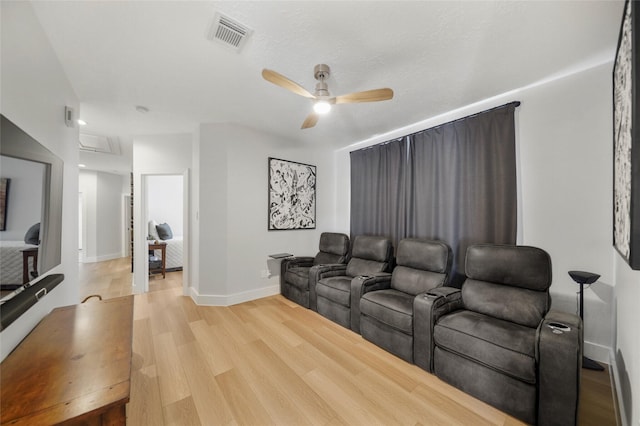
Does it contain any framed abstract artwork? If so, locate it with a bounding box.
[0,178,9,231]
[268,157,316,230]
[613,0,640,269]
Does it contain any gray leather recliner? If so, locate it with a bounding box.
[280,232,349,310]
[421,244,582,425]
[359,238,452,363]
[315,235,393,330]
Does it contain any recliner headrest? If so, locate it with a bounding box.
[465,244,552,291]
[352,235,392,262]
[396,238,451,273]
[319,233,349,256]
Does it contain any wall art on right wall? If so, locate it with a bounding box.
[613,0,640,270]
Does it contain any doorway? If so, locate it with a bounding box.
[139,171,189,295]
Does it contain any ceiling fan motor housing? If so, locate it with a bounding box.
[313,64,331,97]
[314,64,330,81]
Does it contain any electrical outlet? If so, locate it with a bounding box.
[260,269,271,278]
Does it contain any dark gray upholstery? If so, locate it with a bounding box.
[280,233,349,309]
[316,235,393,330]
[430,244,582,425]
[359,239,452,363]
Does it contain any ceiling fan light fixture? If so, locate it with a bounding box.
[314,100,331,114]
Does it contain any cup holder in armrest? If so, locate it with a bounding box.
[547,322,571,333]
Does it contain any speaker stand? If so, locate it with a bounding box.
[578,280,604,371]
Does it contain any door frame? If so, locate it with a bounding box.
[137,170,190,295]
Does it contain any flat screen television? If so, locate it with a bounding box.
[0,114,64,330]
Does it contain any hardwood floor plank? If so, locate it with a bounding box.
[163,396,202,426]
[413,374,516,425]
[303,368,395,425]
[227,347,316,426]
[284,320,367,376]
[357,367,496,426]
[243,320,317,377]
[132,317,155,370]
[315,324,421,392]
[239,339,339,425]
[127,365,165,426]
[215,368,276,426]
[195,304,225,326]
[153,332,191,406]
[178,294,202,323]
[218,306,260,345]
[189,320,235,376]
[176,341,236,425]
[164,303,196,346]
[248,307,305,347]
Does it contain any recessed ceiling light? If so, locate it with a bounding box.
[135,105,150,113]
[77,119,87,126]
[79,164,87,168]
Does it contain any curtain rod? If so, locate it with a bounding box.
[350,101,521,154]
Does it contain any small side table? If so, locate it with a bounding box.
[148,242,167,279]
[21,247,38,284]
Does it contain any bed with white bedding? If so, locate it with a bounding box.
[1,241,38,286]
[163,237,183,270]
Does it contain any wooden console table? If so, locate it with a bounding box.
[1,295,134,425]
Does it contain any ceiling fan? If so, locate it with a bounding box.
[261,64,394,129]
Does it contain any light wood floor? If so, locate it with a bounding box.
[80,258,618,425]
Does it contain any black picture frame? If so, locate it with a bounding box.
[613,0,640,270]
[268,157,316,230]
[0,178,9,231]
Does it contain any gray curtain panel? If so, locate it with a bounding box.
[350,103,518,286]
[408,103,518,286]
[350,138,407,250]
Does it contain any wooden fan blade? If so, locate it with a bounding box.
[301,112,319,129]
[262,69,315,99]
[334,88,394,104]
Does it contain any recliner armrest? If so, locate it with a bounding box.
[313,263,348,279]
[350,273,392,333]
[308,264,347,311]
[414,287,463,372]
[281,256,315,272]
[281,256,315,281]
[537,310,582,426]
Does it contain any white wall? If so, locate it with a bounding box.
[336,62,614,362]
[0,1,79,360]
[516,63,614,362]
[78,169,127,262]
[147,175,183,237]
[193,123,335,304]
[132,133,192,293]
[0,156,44,241]
[614,257,640,426]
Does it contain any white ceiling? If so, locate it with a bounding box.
[30,1,624,174]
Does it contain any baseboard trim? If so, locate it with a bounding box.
[81,253,123,264]
[189,284,280,306]
[584,340,611,364]
[608,350,627,426]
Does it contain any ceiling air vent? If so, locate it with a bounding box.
[208,12,252,52]
[79,133,121,155]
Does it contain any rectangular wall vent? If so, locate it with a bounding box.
[208,12,252,52]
